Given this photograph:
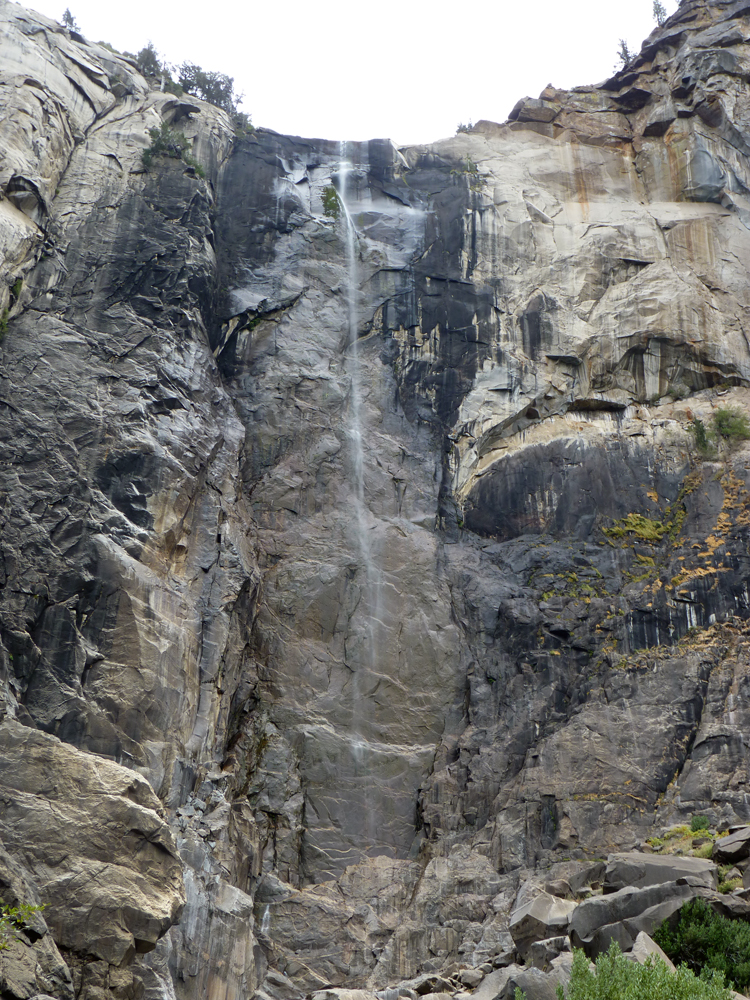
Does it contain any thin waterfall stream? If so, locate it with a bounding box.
[336,151,381,848]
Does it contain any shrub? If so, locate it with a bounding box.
[546,942,732,1000]
[692,418,716,457]
[691,815,711,832]
[714,407,750,442]
[693,842,715,859]
[141,122,205,178]
[654,898,750,991]
[322,185,341,219]
[718,876,743,894]
[231,110,254,136]
[0,901,45,951]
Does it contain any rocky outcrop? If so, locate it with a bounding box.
[5,0,750,997]
[0,718,184,965]
[604,853,717,892]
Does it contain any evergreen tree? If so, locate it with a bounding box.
[617,38,634,66]
[61,8,79,31]
[653,0,667,26]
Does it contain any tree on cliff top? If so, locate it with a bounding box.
[135,42,161,78]
[61,8,79,31]
[617,38,634,67]
[177,64,252,133]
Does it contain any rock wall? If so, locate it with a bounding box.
[3,0,750,997]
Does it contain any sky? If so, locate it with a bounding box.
[24,0,679,147]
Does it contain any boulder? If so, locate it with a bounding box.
[455,966,523,1000]
[509,891,577,958]
[545,879,573,899]
[313,992,379,1000]
[625,931,675,970]
[499,968,558,1000]
[604,852,717,892]
[0,841,73,1000]
[714,828,750,864]
[459,969,484,988]
[409,974,454,996]
[499,956,573,1000]
[569,879,703,956]
[528,936,570,970]
[0,719,185,965]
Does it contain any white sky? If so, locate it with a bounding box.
[24,0,679,146]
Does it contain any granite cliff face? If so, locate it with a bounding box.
[3,0,750,997]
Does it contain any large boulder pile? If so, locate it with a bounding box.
[307,849,750,1000]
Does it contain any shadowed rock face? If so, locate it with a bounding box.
[4,0,750,997]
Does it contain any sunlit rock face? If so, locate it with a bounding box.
[4,0,750,996]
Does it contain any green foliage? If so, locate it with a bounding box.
[691,815,710,832]
[654,898,750,991]
[231,110,254,136]
[128,46,250,133]
[61,8,79,31]
[135,41,161,77]
[322,185,341,219]
[0,309,8,339]
[0,901,45,951]
[653,0,667,25]
[141,122,205,178]
[693,842,715,859]
[718,876,743,894]
[178,63,239,114]
[617,39,634,67]
[692,418,715,457]
[603,512,669,542]
[549,942,732,1000]
[456,121,473,134]
[714,407,750,442]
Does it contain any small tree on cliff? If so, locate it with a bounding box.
[135,42,161,78]
[61,8,79,31]
[653,0,667,25]
[177,63,252,133]
[178,63,239,114]
[617,38,634,67]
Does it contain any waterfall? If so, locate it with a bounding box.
[337,157,372,583]
[336,148,380,848]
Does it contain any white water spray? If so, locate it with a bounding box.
[337,154,380,612]
[337,148,381,847]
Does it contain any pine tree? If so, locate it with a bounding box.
[617,38,634,67]
[61,8,79,31]
[653,0,667,25]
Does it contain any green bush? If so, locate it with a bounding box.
[714,407,750,442]
[0,901,45,951]
[543,942,733,1000]
[691,815,711,832]
[654,898,750,991]
[692,418,714,456]
[142,122,205,178]
[322,185,341,219]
